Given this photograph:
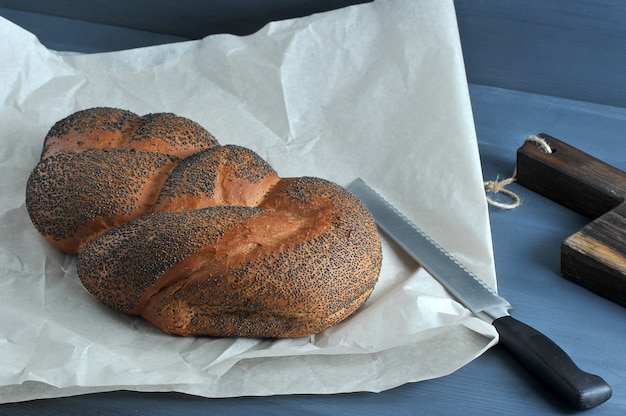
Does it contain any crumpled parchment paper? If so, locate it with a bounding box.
[0,0,499,403]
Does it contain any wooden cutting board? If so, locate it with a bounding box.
[516,133,626,307]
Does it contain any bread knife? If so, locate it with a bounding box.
[347,178,612,410]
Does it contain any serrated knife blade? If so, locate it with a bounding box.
[347,178,611,410]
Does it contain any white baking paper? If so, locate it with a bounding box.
[0,0,499,403]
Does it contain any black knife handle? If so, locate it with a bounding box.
[493,316,612,410]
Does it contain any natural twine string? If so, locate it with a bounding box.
[484,135,553,209]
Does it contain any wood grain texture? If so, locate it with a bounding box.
[516,134,626,307]
[455,0,626,108]
[562,203,626,306]
[516,133,626,218]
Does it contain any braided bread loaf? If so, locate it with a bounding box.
[26,107,382,337]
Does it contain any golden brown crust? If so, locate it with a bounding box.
[153,144,280,212]
[27,107,382,338]
[40,108,139,160]
[41,107,218,160]
[26,107,219,253]
[78,178,381,337]
[26,149,179,253]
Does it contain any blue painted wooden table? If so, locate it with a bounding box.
[0,1,624,414]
